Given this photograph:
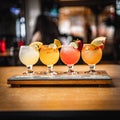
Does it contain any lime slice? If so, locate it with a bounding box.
[29,42,43,50]
[91,36,106,49]
[70,42,78,48]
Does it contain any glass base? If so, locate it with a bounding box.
[23,65,34,75]
[66,65,77,75]
[46,71,57,76]
[85,64,96,74]
[46,65,57,76]
[84,70,96,74]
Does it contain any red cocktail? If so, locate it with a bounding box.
[60,45,80,74]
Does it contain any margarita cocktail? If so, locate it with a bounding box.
[19,45,39,74]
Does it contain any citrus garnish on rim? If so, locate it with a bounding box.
[91,36,106,50]
[70,42,78,48]
[54,39,62,48]
[69,39,82,51]
[29,42,43,50]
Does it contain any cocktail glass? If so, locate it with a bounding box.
[60,45,80,75]
[40,45,59,75]
[81,44,102,74]
[19,45,39,75]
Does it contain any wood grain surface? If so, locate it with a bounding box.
[0,64,120,111]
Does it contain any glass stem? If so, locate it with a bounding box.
[67,64,76,74]
[26,65,33,74]
[47,65,53,74]
[89,64,96,73]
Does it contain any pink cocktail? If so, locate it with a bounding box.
[60,45,80,74]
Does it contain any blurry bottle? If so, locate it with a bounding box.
[0,37,6,53]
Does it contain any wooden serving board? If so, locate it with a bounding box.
[7,70,112,87]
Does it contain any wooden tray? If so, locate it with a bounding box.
[7,70,112,87]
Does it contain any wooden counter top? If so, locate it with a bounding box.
[0,64,120,119]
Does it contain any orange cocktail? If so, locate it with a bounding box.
[81,44,102,73]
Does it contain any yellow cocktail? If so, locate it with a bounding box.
[81,44,102,73]
[40,45,59,75]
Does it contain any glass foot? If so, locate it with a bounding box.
[23,71,34,75]
[46,65,57,76]
[66,64,77,75]
[84,70,96,74]
[85,64,97,74]
[23,65,34,75]
[46,71,57,76]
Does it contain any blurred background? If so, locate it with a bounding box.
[0,0,119,66]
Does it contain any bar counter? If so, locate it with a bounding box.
[0,64,120,119]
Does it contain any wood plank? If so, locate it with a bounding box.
[7,70,112,87]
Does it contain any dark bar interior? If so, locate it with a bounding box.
[0,0,119,66]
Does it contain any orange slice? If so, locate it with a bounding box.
[54,39,62,48]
